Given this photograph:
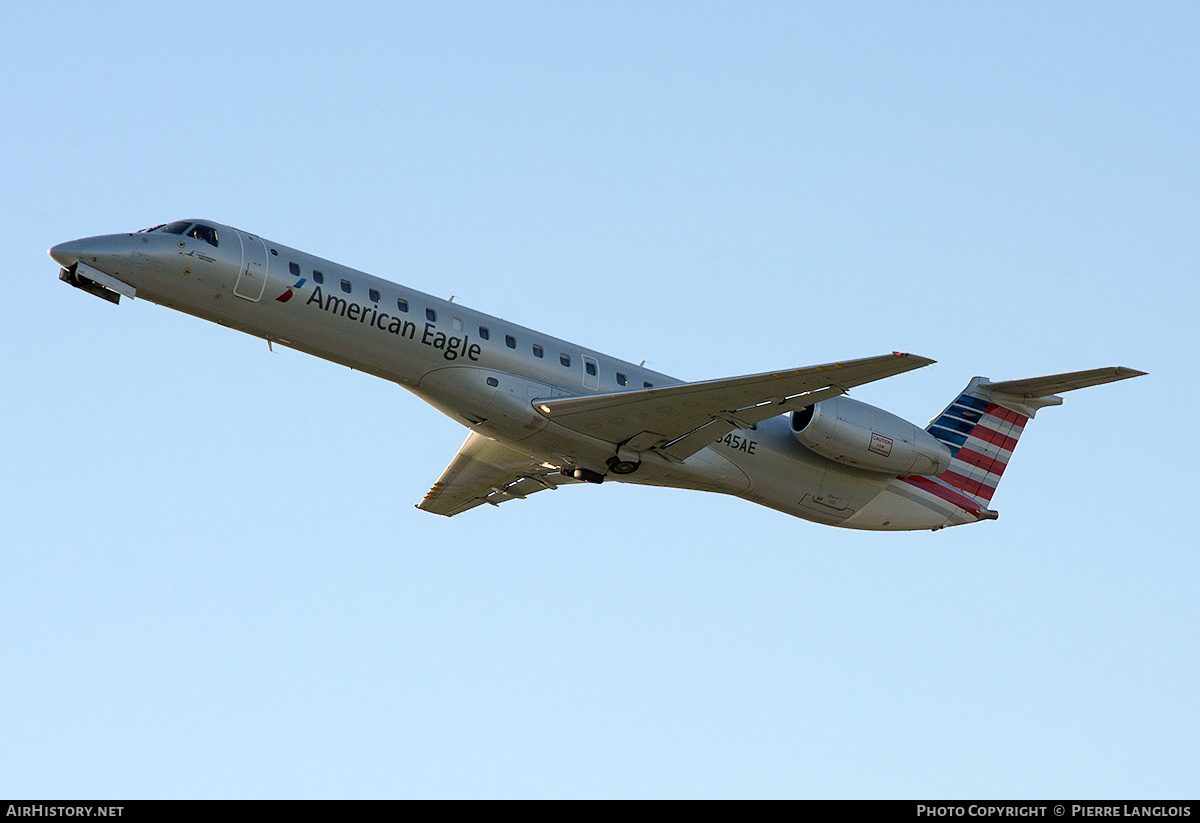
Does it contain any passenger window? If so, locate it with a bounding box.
[187,224,219,247]
[452,317,463,331]
[397,298,409,312]
[616,372,627,386]
[478,326,490,340]
[426,308,437,322]
[369,288,380,302]
[270,249,278,256]
[313,270,324,284]
[289,262,300,276]
[505,335,516,349]
[560,354,571,367]
[532,344,543,358]
[340,279,352,294]
[585,361,597,376]
[486,377,499,387]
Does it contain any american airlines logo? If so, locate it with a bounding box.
[275,277,306,302]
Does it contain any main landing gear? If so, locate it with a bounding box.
[605,456,640,475]
[561,457,641,485]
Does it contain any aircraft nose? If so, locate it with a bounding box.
[49,239,87,268]
[48,234,136,277]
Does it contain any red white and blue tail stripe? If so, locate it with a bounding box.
[878,367,1143,529]
[900,377,1028,519]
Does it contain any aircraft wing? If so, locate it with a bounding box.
[417,431,579,516]
[534,352,934,463]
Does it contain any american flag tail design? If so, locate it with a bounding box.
[915,367,1145,518]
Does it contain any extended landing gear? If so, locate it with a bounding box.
[606,456,641,475]
[559,457,640,485]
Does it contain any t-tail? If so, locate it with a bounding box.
[897,367,1145,529]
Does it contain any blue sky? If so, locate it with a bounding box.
[2,2,1197,798]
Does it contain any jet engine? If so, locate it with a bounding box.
[791,396,951,476]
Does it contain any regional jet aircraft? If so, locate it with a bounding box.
[50,220,1144,530]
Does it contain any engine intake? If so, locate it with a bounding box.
[792,396,950,476]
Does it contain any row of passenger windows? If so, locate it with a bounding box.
[142,227,649,388]
[287,260,653,388]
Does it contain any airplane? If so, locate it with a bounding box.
[49,219,1144,531]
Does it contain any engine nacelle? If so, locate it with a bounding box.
[791,396,951,476]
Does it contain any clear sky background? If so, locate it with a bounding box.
[2,2,1197,799]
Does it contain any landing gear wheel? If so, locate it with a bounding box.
[606,457,640,475]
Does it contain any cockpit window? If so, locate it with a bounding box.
[155,221,192,235]
[187,224,219,247]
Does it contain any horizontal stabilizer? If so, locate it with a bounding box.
[981,367,1146,398]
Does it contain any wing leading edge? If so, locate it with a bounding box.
[533,352,935,463]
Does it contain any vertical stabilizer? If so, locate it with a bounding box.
[923,377,1031,508]
[914,367,1145,521]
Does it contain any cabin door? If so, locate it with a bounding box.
[234,232,269,301]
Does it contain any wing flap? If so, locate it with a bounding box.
[417,432,575,517]
[657,385,846,461]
